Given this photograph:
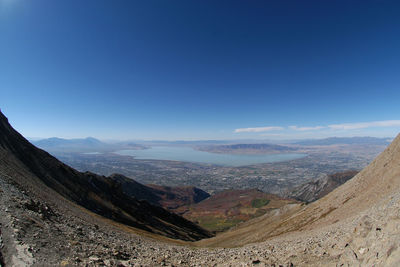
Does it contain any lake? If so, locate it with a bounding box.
[115,146,306,167]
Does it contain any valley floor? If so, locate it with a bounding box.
[58,146,379,196]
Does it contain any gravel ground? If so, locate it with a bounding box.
[1,169,400,266]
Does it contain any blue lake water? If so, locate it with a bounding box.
[115,146,306,167]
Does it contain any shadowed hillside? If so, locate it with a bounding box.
[109,173,210,209]
[0,111,211,241]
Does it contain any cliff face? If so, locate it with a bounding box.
[0,111,212,241]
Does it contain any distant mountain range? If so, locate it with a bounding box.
[32,137,146,153]
[32,136,392,155]
[198,143,297,154]
[34,137,104,148]
[295,136,391,146]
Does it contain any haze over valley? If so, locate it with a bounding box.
[30,135,386,196]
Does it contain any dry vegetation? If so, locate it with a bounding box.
[175,189,298,232]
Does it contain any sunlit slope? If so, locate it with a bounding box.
[198,133,400,247]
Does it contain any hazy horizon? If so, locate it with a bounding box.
[27,135,395,143]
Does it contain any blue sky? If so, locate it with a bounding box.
[1,0,400,140]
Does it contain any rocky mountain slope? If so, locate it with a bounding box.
[1,108,400,266]
[0,111,211,242]
[196,133,400,264]
[285,170,358,203]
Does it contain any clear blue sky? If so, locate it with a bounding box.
[1,0,400,140]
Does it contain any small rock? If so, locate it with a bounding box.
[89,256,101,262]
[359,247,367,255]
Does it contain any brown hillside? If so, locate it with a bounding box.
[177,189,298,232]
[197,133,400,263]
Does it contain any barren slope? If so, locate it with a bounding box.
[197,133,400,254]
